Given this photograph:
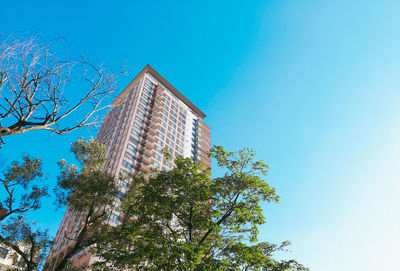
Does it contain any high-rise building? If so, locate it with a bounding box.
[44,65,211,270]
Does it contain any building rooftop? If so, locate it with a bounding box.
[113,65,206,119]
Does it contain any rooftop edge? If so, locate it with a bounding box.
[112,65,206,119]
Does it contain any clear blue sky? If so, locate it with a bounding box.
[2,1,400,270]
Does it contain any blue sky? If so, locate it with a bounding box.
[2,0,400,270]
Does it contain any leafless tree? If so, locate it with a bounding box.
[0,35,121,147]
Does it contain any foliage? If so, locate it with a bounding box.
[0,138,117,271]
[54,137,111,208]
[0,32,121,269]
[0,216,51,271]
[0,154,47,221]
[0,154,51,271]
[94,146,308,270]
[50,138,118,271]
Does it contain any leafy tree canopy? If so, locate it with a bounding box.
[94,146,308,271]
[0,138,118,271]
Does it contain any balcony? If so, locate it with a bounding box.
[155,90,164,99]
[146,134,156,143]
[139,164,150,173]
[154,95,165,104]
[147,126,158,136]
[145,141,154,150]
[154,98,163,108]
[154,85,165,93]
[150,114,159,123]
[149,120,158,130]
[152,110,161,118]
[152,103,162,112]
[140,156,152,165]
[143,149,153,158]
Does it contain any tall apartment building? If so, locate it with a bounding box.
[44,65,211,270]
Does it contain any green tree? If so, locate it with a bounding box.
[50,138,118,271]
[94,146,307,271]
[0,154,50,271]
[0,33,120,270]
[0,154,46,222]
[0,138,118,271]
[0,216,51,271]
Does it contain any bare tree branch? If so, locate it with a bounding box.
[0,34,122,147]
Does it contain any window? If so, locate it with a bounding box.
[0,247,8,259]
[177,133,184,141]
[122,160,134,170]
[135,116,145,124]
[133,122,143,131]
[140,98,148,106]
[138,103,147,111]
[177,147,183,155]
[141,92,150,100]
[127,144,137,153]
[129,137,139,146]
[118,191,125,198]
[110,213,121,224]
[143,88,152,96]
[132,129,141,138]
[75,220,81,229]
[125,152,135,161]
[144,80,154,90]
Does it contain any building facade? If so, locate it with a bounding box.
[44,65,211,270]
